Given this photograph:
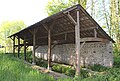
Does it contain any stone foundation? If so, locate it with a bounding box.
[35,42,113,67]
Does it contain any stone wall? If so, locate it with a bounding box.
[35,42,113,67]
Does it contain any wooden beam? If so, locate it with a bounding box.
[75,10,80,76]
[51,43,57,49]
[35,45,39,49]
[48,27,96,37]
[25,27,96,41]
[47,28,52,70]
[49,21,55,30]
[18,37,20,58]
[29,28,38,35]
[66,12,77,25]
[94,29,97,38]
[24,40,27,60]
[32,30,36,64]
[41,23,48,31]
[41,20,55,32]
[63,6,77,13]
[65,33,67,40]
[13,36,15,57]
[80,37,109,43]
[80,41,86,50]
[10,36,14,40]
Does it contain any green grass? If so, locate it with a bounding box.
[1,53,120,81]
[0,54,54,81]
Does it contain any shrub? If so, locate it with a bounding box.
[35,58,48,68]
[88,64,108,72]
[80,69,89,79]
[52,64,62,73]
[52,64,75,77]
[65,67,75,76]
[26,51,32,63]
[113,56,120,68]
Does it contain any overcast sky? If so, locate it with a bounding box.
[0,0,49,26]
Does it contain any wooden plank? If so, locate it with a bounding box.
[24,39,27,60]
[47,28,52,70]
[75,10,80,76]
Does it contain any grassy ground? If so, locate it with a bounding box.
[0,54,54,81]
[1,53,120,81]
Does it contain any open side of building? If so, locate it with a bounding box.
[9,4,115,75]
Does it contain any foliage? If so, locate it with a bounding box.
[52,64,62,73]
[26,51,33,63]
[110,0,120,55]
[2,54,120,81]
[0,21,26,53]
[80,69,89,79]
[52,64,75,77]
[113,56,120,68]
[35,58,48,68]
[46,0,87,16]
[0,54,54,81]
[88,64,108,72]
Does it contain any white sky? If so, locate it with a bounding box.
[0,0,109,27]
[0,0,49,26]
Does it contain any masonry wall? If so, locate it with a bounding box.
[35,42,113,67]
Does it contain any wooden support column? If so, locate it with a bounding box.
[13,36,15,57]
[18,37,20,58]
[24,40,27,60]
[94,29,97,38]
[47,28,52,70]
[32,30,36,64]
[75,10,81,76]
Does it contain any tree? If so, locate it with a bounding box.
[46,0,87,16]
[0,20,26,53]
[109,0,120,54]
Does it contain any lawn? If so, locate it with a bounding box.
[0,54,54,81]
[1,53,120,81]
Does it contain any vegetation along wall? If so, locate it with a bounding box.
[35,42,113,67]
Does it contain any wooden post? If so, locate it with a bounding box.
[32,30,36,64]
[18,37,20,58]
[47,28,52,70]
[75,10,80,76]
[94,29,97,38]
[13,36,15,57]
[24,40,27,60]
